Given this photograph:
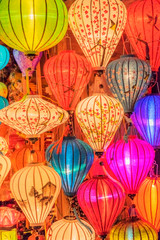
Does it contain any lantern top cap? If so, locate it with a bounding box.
[93,175,107,179]
[63,136,76,140]
[27,162,45,167]
[63,216,77,222]
[120,54,136,58]
[59,50,76,54]
[26,95,41,99]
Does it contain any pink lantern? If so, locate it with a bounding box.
[0,207,21,227]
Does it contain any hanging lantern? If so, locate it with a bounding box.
[68,0,127,69]
[75,94,124,153]
[0,45,10,70]
[0,137,8,155]
[43,50,92,111]
[9,133,25,151]
[0,0,68,55]
[131,94,160,149]
[0,96,8,109]
[46,136,94,197]
[0,95,69,140]
[105,55,152,114]
[0,83,8,98]
[125,0,160,71]
[0,154,11,188]
[0,228,17,240]
[28,234,45,240]
[0,207,21,227]
[77,176,125,239]
[10,162,61,226]
[135,177,160,231]
[106,136,154,198]
[47,217,95,240]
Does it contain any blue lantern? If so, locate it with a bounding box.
[106,55,151,114]
[0,45,10,70]
[131,94,160,149]
[0,96,9,124]
[46,136,94,197]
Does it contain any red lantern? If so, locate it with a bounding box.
[0,207,21,227]
[77,176,125,239]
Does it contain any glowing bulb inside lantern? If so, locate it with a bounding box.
[126,226,133,240]
[125,157,130,165]
[29,13,34,20]
[149,119,154,127]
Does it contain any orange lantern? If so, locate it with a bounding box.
[0,207,21,227]
[0,137,8,155]
[28,233,45,240]
[0,154,11,188]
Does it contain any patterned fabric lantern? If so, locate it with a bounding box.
[125,0,160,71]
[0,137,8,155]
[135,177,160,231]
[10,162,61,226]
[0,83,8,98]
[68,0,127,69]
[0,45,10,70]
[0,154,11,188]
[131,95,160,149]
[0,95,69,139]
[47,217,95,240]
[110,219,158,240]
[77,176,125,239]
[106,55,152,113]
[46,136,94,197]
[106,136,155,197]
[75,94,124,152]
[0,207,21,227]
[43,50,92,111]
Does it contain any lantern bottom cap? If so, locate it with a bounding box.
[29,223,44,227]
[93,67,105,71]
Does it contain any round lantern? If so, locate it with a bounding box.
[131,94,160,149]
[0,96,8,109]
[0,137,8,155]
[77,176,125,238]
[10,162,61,226]
[106,55,152,113]
[106,136,154,197]
[0,207,21,227]
[0,154,11,188]
[110,219,158,240]
[125,0,160,71]
[0,83,8,98]
[47,217,95,240]
[68,0,127,69]
[0,45,10,70]
[135,177,160,231]
[46,136,94,197]
[28,233,45,240]
[43,50,92,111]
[0,95,69,139]
[75,94,124,152]
[0,0,68,54]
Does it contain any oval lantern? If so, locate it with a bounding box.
[47,217,95,240]
[131,94,160,149]
[0,137,8,155]
[135,177,160,231]
[10,162,61,226]
[0,45,10,70]
[0,0,68,54]
[0,83,8,98]
[43,50,92,111]
[0,154,11,188]
[46,136,94,197]
[75,94,124,153]
[110,219,158,240]
[68,0,127,69]
[0,207,21,227]
[106,136,154,198]
[125,0,160,71]
[106,55,152,113]
[77,176,125,239]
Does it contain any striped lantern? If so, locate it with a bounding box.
[0,83,8,98]
[0,207,21,227]
[75,94,124,152]
[0,45,10,70]
[106,55,152,113]
[47,217,95,240]
[68,0,127,69]
[10,162,61,226]
[0,154,11,188]
[0,0,68,54]
[0,137,8,155]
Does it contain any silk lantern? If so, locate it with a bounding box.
[0,45,10,70]
[131,94,160,149]
[0,0,68,55]
[0,97,8,109]
[47,217,95,240]
[106,55,152,113]
[125,0,160,71]
[0,137,8,155]
[77,176,125,239]
[68,0,127,69]
[0,207,21,227]
[0,229,17,240]
[76,94,124,153]
[10,162,61,226]
[106,136,154,198]
[0,154,11,188]
[46,136,94,197]
[0,83,8,98]
[0,95,69,139]
[28,234,45,240]
[43,50,92,111]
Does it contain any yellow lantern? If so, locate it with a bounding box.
[0,137,8,155]
[10,162,61,226]
[0,154,11,188]
[0,83,8,98]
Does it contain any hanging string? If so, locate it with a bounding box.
[73,208,93,234]
[26,69,30,95]
[122,34,129,55]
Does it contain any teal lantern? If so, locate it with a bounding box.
[0,45,10,70]
[0,97,9,124]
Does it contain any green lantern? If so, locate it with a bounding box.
[0,0,68,55]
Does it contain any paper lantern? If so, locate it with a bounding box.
[43,50,92,111]
[69,0,127,69]
[77,176,125,238]
[0,228,17,240]
[0,0,68,55]
[76,94,124,152]
[106,55,152,113]
[46,136,94,197]
[0,95,69,139]
[0,45,10,70]
[0,207,21,227]
[47,217,95,240]
[0,137,8,155]
[0,83,8,98]
[0,154,11,188]
[106,136,154,197]
[110,219,158,240]
[28,234,45,240]
[131,95,160,149]
[10,162,61,226]
[125,0,160,71]
[135,177,160,231]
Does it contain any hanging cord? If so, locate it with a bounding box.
[122,34,129,55]
[149,160,158,178]
[25,69,30,95]
[123,123,132,143]
[73,208,93,234]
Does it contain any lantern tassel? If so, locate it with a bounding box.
[73,208,93,234]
